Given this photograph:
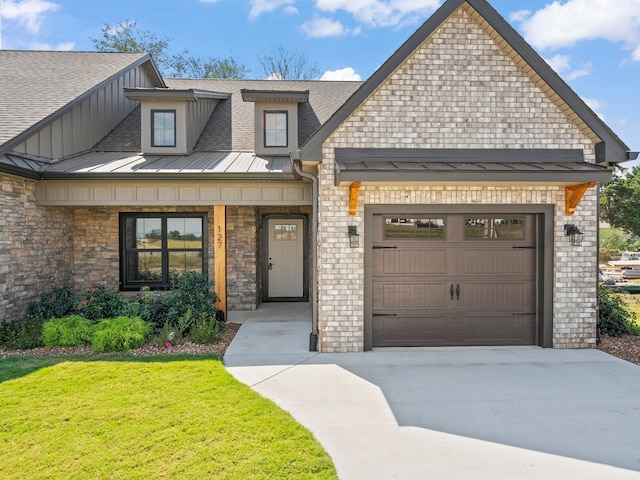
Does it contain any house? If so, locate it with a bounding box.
[1,0,636,352]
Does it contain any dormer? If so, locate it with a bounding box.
[241,89,309,156]
[124,88,230,155]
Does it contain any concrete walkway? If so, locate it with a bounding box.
[225,303,640,479]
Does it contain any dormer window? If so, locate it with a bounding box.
[264,111,288,148]
[151,110,176,147]
[241,89,309,156]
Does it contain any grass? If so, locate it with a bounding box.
[0,355,337,480]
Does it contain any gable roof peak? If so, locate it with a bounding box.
[299,0,630,164]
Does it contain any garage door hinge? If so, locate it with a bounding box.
[373,246,398,249]
[513,312,536,316]
[512,246,536,249]
[373,313,397,317]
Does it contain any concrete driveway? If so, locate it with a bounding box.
[225,304,640,479]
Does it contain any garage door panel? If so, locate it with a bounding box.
[463,249,535,274]
[373,281,448,309]
[461,282,535,309]
[373,248,448,276]
[372,314,536,347]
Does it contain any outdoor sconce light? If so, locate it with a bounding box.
[564,224,584,246]
[348,225,359,248]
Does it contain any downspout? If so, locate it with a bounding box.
[291,152,319,351]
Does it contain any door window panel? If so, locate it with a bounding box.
[385,218,445,239]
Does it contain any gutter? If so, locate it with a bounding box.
[291,152,319,352]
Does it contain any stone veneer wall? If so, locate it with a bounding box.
[316,7,599,352]
[0,174,74,320]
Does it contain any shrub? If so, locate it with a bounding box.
[188,312,222,344]
[148,271,219,333]
[43,315,94,347]
[0,316,46,349]
[77,285,126,322]
[92,316,151,352]
[599,286,638,336]
[122,286,154,322]
[26,286,78,320]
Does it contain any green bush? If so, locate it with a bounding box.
[148,271,219,333]
[598,286,638,336]
[26,286,78,320]
[0,316,46,349]
[188,312,221,344]
[92,316,151,352]
[77,285,126,322]
[43,315,94,347]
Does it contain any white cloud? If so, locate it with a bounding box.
[1,0,60,34]
[314,0,440,28]
[301,17,349,38]
[249,0,297,19]
[618,118,629,127]
[509,9,531,23]
[634,45,640,61]
[320,66,362,80]
[545,54,592,80]
[582,97,606,120]
[545,53,571,73]
[515,0,640,61]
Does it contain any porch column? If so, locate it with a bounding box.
[213,205,227,318]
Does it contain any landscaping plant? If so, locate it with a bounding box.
[91,316,151,352]
[42,315,94,347]
[598,286,640,336]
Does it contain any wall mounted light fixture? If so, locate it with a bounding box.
[348,226,359,248]
[564,224,583,246]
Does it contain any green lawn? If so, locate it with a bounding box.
[0,355,337,480]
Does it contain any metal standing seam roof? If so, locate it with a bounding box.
[334,148,613,184]
[38,78,362,179]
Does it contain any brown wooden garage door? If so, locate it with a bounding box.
[372,214,537,347]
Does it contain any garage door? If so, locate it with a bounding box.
[371,214,537,347]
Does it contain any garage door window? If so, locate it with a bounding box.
[385,218,445,239]
[465,218,524,240]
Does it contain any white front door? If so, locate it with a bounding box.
[267,218,304,298]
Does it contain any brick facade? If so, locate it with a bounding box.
[1,186,310,319]
[316,7,599,352]
[0,174,74,320]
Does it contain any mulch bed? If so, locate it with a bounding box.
[2,324,640,366]
[597,334,640,366]
[0,323,241,359]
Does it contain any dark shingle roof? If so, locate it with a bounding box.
[0,50,157,149]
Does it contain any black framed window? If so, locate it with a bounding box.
[264,110,288,147]
[120,213,206,290]
[151,110,176,147]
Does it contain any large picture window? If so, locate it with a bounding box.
[151,110,176,147]
[120,213,206,290]
[264,111,288,147]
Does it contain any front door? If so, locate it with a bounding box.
[266,218,305,299]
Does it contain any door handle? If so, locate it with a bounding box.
[456,284,461,300]
[450,284,454,300]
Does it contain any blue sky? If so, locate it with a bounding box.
[1,0,639,160]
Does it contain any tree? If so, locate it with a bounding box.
[91,20,172,73]
[169,50,247,79]
[600,166,640,238]
[91,20,248,79]
[257,45,319,80]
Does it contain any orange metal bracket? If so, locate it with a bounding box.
[565,182,596,215]
[349,182,361,216]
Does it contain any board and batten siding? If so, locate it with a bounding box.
[12,65,154,160]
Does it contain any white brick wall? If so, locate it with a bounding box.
[316,7,599,352]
